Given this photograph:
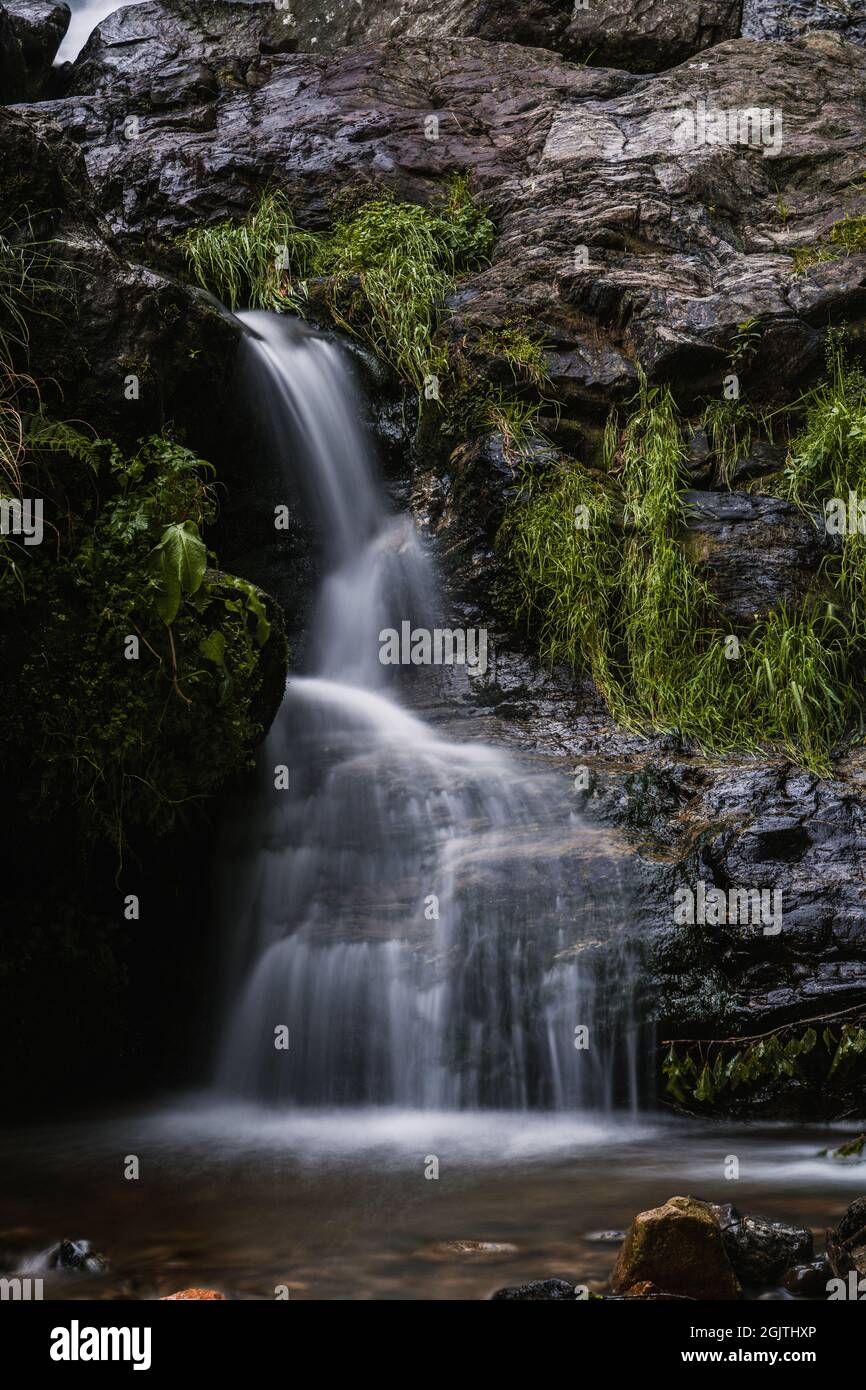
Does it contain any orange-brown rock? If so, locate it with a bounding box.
[161,1289,227,1300]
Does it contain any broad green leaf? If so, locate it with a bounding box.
[199,630,227,667]
[149,521,207,624]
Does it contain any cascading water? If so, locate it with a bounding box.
[215,311,647,1112]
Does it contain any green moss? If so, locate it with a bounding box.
[789,211,866,277]
[0,424,279,862]
[829,213,866,254]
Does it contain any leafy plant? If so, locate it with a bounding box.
[662,1008,866,1108]
[0,424,278,861]
[149,520,207,624]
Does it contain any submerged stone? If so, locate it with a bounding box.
[491,1277,581,1300]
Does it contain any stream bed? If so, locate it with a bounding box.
[1,1107,862,1300]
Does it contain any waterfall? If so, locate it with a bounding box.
[215,311,645,1111]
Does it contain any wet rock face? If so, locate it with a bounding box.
[28,28,866,412]
[68,0,294,97]
[557,0,743,72]
[680,491,837,624]
[0,105,242,451]
[0,0,69,99]
[612,1195,741,1299]
[742,1,866,47]
[66,0,743,83]
[617,757,866,1038]
[289,0,742,73]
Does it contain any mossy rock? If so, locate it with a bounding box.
[612,1195,741,1300]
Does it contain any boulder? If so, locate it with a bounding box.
[0,0,69,100]
[48,1238,109,1273]
[827,1195,866,1279]
[0,106,242,453]
[742,1,866,47]
[69,0,294,98]
[612,1195,741,1299]
[65,0,744,89]
[711,1205,814,1283]
[679,491,837,624]
[560,0,743,73]
[783,1256,832,1296]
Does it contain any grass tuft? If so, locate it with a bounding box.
[179,178,495,393]
[498,367,860,772]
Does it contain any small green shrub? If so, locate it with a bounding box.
[0,425,276,861]
[663,1010,866,1108]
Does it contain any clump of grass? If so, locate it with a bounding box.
[179,177,495,393]
[311,182,493,391]
[737,606,857,770]
[780,334,866,628]
[829,213,866,254]
[475,325,550,391]
[791,244,839,277]
[176,190,321,313]
[615,376,717,729]
[497,460,624,713]
[0,218,73,494]
[789,211,866,277]
[480,388,550,463]
[498,369,859,772]
[700,396,755,487]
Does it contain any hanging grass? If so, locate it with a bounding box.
[496,461,624,715]
[0,216,70,493]
[779,335,866,628]
[700,395,756,487]
[176,190,321,313]
[498,369,860,772]
[178,178,496,393]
